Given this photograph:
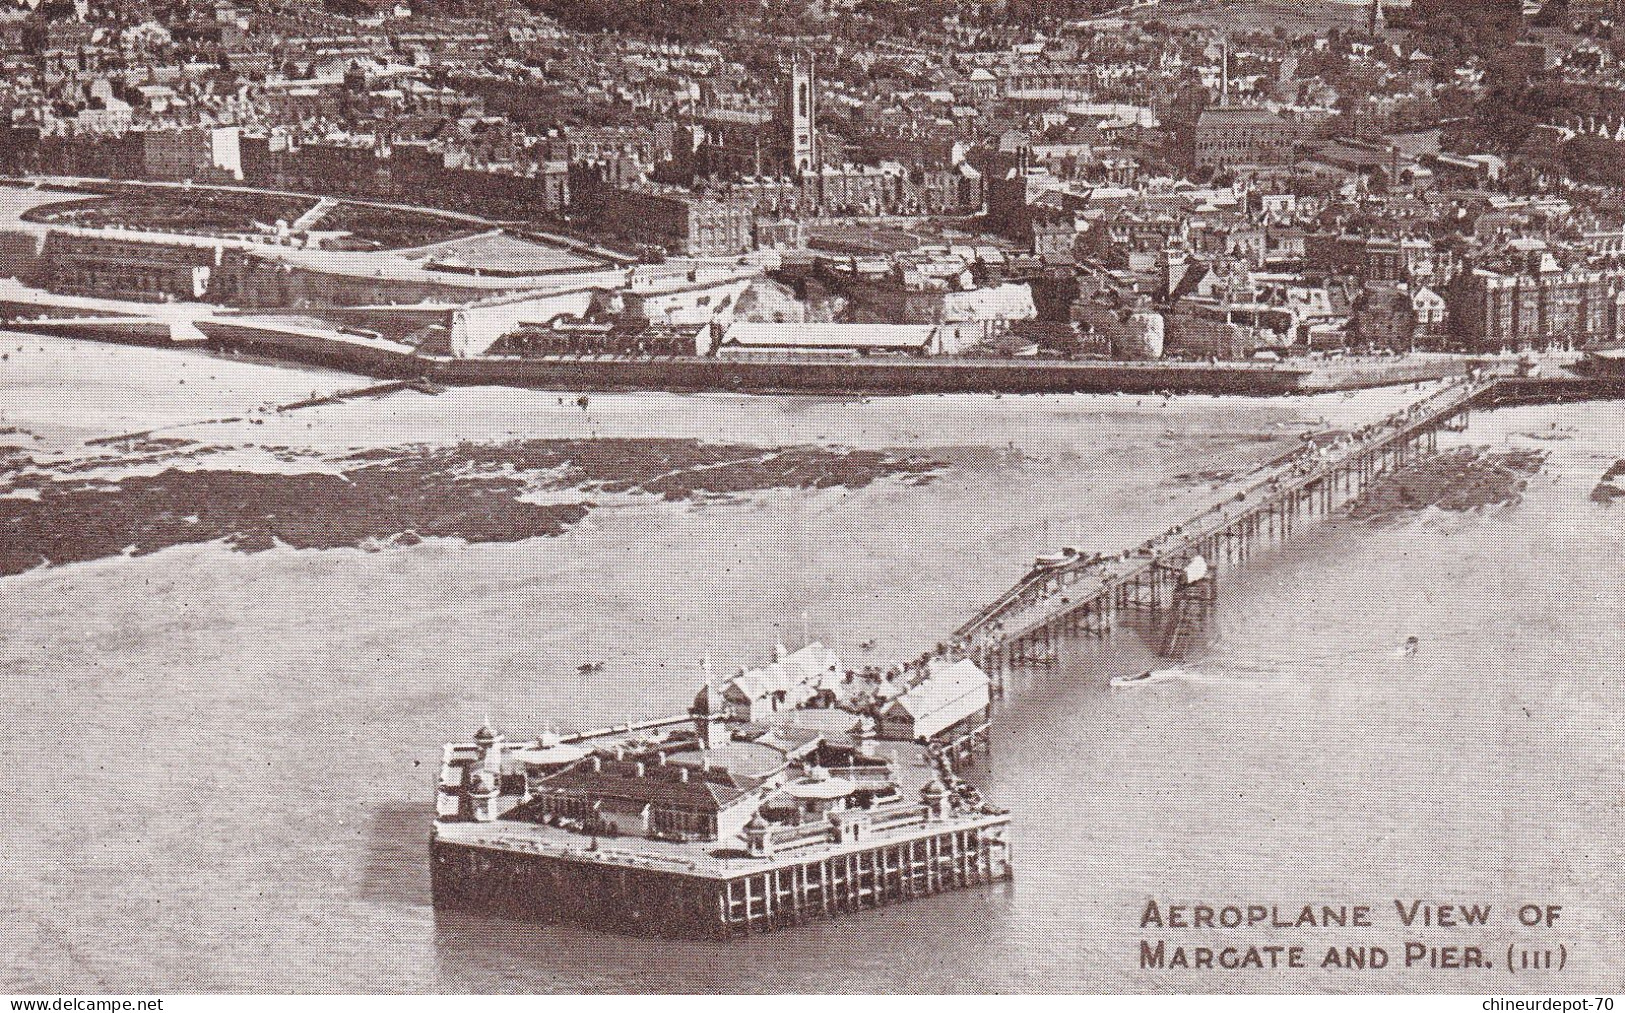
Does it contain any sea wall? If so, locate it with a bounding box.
[197,321,424,378]
[1,309,1496,396]
[429,356,1313,396]
[1483,374,1625,405]
[1301,357,1468,391]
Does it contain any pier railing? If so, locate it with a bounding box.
[819,765,895,783]
[764,803,959,852]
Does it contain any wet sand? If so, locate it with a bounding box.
[0,437,938,575]
[1592,459,1625,503]
[1348,447,1548,519]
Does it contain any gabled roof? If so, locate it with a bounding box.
[777,643,839,687]
[1169,260,1216,302]
[884,659,990,720]
[725,670,770,702]
[525,760,750,812]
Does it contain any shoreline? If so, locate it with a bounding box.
[1,308,1482,396]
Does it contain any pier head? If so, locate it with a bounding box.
[431,660,1011,938]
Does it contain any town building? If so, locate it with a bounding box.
[1194,107,1302,169]
[718,321,938,356]
[1447,265,1625,350]
[141,127,244,184]
[587,187,753,257]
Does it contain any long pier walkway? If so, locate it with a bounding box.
[956,377,1502,683]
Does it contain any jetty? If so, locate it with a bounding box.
[955,377,1500,680]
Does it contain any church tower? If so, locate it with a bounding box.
[790,53,818,174]
[1369,0,1385,34]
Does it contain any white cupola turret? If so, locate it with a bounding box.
[468,767,501,823]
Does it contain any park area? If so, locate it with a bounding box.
[25,186,481,250]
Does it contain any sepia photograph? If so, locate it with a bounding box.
[0,0,1620,1001]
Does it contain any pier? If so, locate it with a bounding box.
[426,371,1567,939]
[956,378,1502,684]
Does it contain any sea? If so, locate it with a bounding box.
[0,333,1619,993]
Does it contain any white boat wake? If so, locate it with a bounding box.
[1109,662,1322,689]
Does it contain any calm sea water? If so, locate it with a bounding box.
[1,335,1620,992]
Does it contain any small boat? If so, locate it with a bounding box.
[1110,669,1156,688]
[1110,668,1188,688]
[1033,547,1080,569]
[577,661,605,675]
[859,639,877,651]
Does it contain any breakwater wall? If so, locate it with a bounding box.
[2,316,178,347]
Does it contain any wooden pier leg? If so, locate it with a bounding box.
[792,863,805,923]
